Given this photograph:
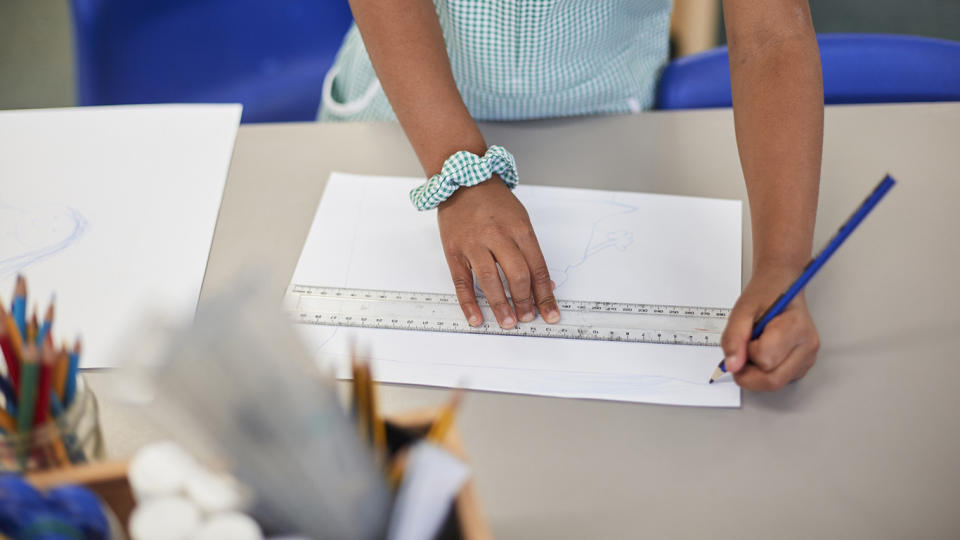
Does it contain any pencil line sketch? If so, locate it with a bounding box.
[0,204,88,279]
[546,198,637,291]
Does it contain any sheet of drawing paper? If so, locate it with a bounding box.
[0,105,241,367]
[291,173,742,407]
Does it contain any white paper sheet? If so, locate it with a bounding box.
[291,173,742,406]
[0,105,241,367]
[387,442,470,540]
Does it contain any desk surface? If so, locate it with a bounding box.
[89,103,960,539]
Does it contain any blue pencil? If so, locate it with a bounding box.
[710,174,896,383]
[36,302,54,347]
[12,275,27,343]
[63,343,80,408]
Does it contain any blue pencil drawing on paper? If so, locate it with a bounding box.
[0,204,88,279]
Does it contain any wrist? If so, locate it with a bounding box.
[437,173,505,210]
[753,251,811,277]
[750,260,807,289]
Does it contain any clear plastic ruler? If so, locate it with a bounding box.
[285,284,731,346]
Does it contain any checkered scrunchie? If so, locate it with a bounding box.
[409,145,518,210]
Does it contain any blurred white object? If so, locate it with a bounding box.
[128,441,201,500]
[387,442,470,540]
[129,496,201,540]
[193,513,263,540]
[186,469,244,514]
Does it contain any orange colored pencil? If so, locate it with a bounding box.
[27,310,38,346]
[425,389,464,444]
[53,348,69,403]
[0,408,15,433]
[0,309,19,390]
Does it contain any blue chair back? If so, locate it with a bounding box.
[70,0,353,123]
[657,33,960,109]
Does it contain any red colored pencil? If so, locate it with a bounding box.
[34,343,54,426]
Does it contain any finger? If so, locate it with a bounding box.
[491,240,535,323]
[514,229,560,323]
[734,342,815,392]
[468,250,516,329]
[746,312,808,372]
[446,253,483,326]
[720,301,763,374]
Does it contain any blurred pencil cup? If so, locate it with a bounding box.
[0,374,104,472]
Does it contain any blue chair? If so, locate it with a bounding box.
[70,0,354,123]
[657,33,960,109]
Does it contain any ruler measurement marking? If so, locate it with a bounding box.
[287,285,729,347]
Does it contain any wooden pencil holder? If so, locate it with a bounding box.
[0,374,105,473]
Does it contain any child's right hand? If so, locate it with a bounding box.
[437,177,561,329]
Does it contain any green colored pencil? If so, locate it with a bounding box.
[17,344,39,431]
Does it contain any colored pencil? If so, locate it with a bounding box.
[63,340,80,407]
[710,175,896,383]
[0,309,19,391]
[34,343,54,426]
[27,310,38,347]
[425,390,463,444]
[12,275,27,343]
[36,302,54,347]
[1,310,23,389]
[53,349,69,403]
[17,345,39,431]
[355,360,370,444]
[0,408,15,433]
[367,365,386,454]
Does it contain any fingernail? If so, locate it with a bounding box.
[724,355,737,372]
[543,309,561,324]
[519,311,535,322]
[502,316,515,328]
[550,280,556,290]
[468,315,481,326]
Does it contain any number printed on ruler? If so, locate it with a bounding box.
[285,285,731,347]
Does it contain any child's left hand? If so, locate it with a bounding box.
[720,268,821,391]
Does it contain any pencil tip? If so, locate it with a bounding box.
[708,365,725,384]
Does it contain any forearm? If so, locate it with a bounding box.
[349,0,485,175]
[725,4,823,275]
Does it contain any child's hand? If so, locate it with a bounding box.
[720,269,820,391]
[437,177,561,329]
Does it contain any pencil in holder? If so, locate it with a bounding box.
[0,374,105,473]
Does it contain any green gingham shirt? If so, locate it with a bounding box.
[319,0,673,122]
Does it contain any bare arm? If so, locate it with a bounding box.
[348,0,560,328]
[725,0,823,272]
[720,0,823,390]
[349,0,484,172]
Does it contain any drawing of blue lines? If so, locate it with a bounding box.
[543,195,638,291]
[0,204,88,279]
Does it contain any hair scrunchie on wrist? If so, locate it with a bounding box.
[409,145,518,211]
